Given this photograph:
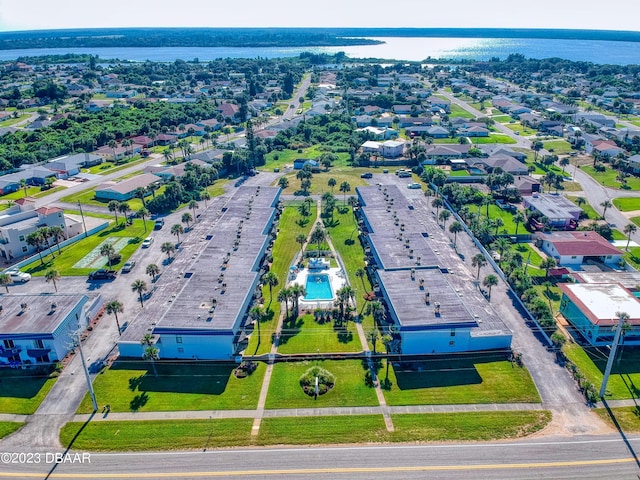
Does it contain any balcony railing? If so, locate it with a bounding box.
[0,346,22,358]
[26,348,51,358]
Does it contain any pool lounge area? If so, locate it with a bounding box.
[289,258,347,309]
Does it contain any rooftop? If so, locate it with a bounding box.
[0,293,88,335]
[537,231,621,257]
[119,186,280,343]
[560,283,640,326]
[524,193,582,220]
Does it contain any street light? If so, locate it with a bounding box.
[74,332,98,412]
[77,201,88,238]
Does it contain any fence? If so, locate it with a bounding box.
[5,221,109,272]
[435,185,552,347]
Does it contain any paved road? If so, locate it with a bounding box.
[2,434,639,479]
[436,90,532,149]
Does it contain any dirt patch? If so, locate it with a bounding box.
[529,407,614,438]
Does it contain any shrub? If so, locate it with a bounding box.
[299,366,335,397]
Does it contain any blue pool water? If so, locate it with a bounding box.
[304,274,333,301]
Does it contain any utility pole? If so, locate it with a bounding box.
[75,333,98,412]
[600,312,629,398]
[77,201,88,238]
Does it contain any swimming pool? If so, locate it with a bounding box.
[304,274,334,301]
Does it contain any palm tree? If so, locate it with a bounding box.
[355,268,367,292]
[328,177,337,193]
[140,333,159,376]
[493,217,505,236]
[295,233,306,260]
[161,242,175,260]
[48,225,64,256]
[181,212,193,229]
[335,285,354,321]
[492,237,512,260]
[600,200,613,219]
[201,190,211,208]
[249,305,264,338]
[263,271,279,304]
[339,181,351,205]
[513,212,525,237]
[131,279,148,307]
[134,187,147,207]
[26,230,45,265]
[432,198,443,217]
[278,287,291,319]
[106,300,124,335]
[118,202,130,224]
[624,223,637,251]
[449,221,463,248]
[483,274,498,301]
[100,243,116,266]
[0,273,12,293]
[188,200,199,220]
[289,284,306,318]
[146,263,160,282]
[19,179,28,197]
[472,253,487,280]
[171,224,184,243]
[310,224,326,258]
[540,257,557,277]
[108,200,120,224]
[108,139,118,161]
[45,269,60,292]
[439,209,451,227]
[278,177,289,190]
[137,207,149,233]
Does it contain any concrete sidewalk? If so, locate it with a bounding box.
[72,402,547,423]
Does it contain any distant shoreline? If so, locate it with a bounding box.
[1,27,639,50]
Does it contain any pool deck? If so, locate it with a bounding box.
[290,264,347,310]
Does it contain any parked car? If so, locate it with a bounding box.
[88,269,117,280]
[122,261,136,273]
[360,172,373,179]
[6,269,31,283]
[407,183,422,189]
[141,237,154,248]
[154,219,165,230]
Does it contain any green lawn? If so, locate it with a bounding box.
[76,362,265,413]
[563,344,640,400]
[469,134,516,144]
[324,204,376,347]
[0,422,23,439]
[595,407,640,432]
[492,115,514,123]
[264,360,379,409]
[582,165,640,190]
[504,123,537,135]
[473,204,519,235]
[0,185,65,201]
[60,419,253,451]
[448,104,475,119]
[277,169,368,197]
[245,203,317,356]
[0,114,29,126]
[261,146,350,172]
[566,196,600,219]
[613,197,640,212]
[625,245,640,269]
[60,410,550,451]
[277,314,361,354]
[61,187,146,212]
[381,354,540,405]
[542,140,573,155]
[23,218,152,277]
[0,368,58,414]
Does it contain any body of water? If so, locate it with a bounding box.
[0,37,638,64]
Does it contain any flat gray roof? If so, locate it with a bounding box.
[524,194,581,220]
[358,185,442,270]
[120,186,280,343]
[0,293,88,336]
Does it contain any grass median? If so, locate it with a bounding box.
[0,422,24,439]
[60,411,551,451]
[0,368,58,414]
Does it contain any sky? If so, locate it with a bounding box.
[0,0,638,32]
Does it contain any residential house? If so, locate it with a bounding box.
[523,193,581,230]
[0,294,103,365]
[535,230,622,267]
[0,200,76,261]
[513,176,541,195]
[425,126,450,138]
[48,153,102,178]
[361,141,381,155]
[559,283,640,346]
[423,144,471,164]
[145,159,209,181]
[381,140,405,158]
[427,96,450,113]
[94,173,161,202]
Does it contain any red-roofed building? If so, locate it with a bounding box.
[535,230,622,267]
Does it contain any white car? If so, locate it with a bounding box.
[6,269,31,283]
[141,237,154,248]
[407,183,422,189]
